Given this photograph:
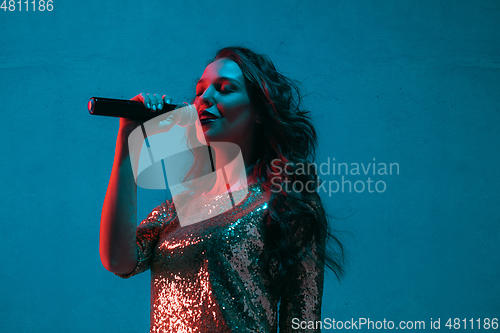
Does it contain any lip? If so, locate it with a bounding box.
[200,118,217,126]
[198,108,220,120]
[199,109,220,126]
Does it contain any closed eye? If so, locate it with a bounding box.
[219,88,234,94]
[218,84,235,94]
[195,87,205,97]
[195,78,238,97]
[195,85,234,97]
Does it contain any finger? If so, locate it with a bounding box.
[130,93,145,103]
[144,114,176,136]
[151,93,162,111]
[172,105,183,123]
[158,114,175,128]
[162,95,172,105]
[144,93,153,110]
[156,94,164,111]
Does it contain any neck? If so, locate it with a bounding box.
[204,142,256,196]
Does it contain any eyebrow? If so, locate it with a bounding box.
[196,76,242,87]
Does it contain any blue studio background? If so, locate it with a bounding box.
[1,0,499,332]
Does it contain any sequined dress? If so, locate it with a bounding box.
[117,183,325,333]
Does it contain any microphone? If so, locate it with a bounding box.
[88,97,198,126]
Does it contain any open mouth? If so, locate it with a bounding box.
[200,119,217,126]
[199,109,219,126]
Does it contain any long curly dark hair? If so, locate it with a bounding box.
[184,46,345,280]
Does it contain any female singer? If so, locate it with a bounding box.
[99,46,344,333]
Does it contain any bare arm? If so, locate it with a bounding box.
[99,93,174,274]
[99,126,139,274]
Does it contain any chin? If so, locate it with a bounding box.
[198,126,221,143]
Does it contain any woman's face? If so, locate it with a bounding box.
[194,58,260,147]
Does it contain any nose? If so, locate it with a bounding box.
[199,85,215,108]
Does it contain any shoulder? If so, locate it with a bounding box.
[141,199,177,227]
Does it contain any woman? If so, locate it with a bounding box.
[100,46,344,332]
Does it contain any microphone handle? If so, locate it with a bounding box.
[88,97,178,121]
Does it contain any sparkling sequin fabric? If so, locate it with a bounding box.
[116,183,325,333]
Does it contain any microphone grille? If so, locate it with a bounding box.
[177,104,198,127]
